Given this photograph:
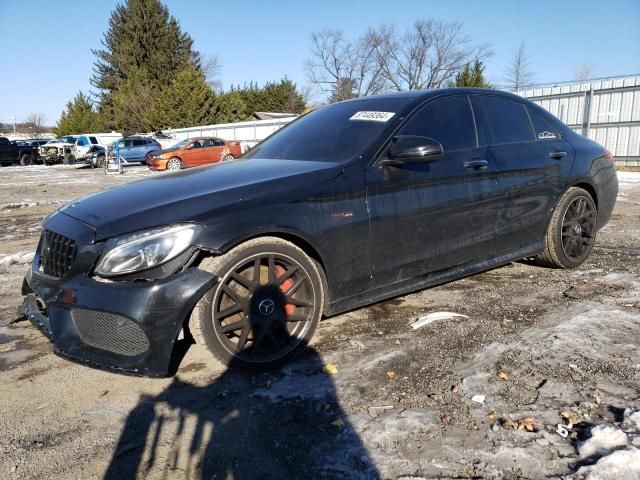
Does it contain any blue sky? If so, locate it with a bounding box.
[1,0,639,126]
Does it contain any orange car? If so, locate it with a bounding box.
[146,137,242,171]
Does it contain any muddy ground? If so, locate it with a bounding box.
[0,165,639,479]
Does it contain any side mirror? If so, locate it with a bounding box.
[383,135,443,165]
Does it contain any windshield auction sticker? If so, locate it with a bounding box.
[350,111,395,122]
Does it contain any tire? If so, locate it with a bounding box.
[222,154,235,162]
[64,155,76,165]
[20,154,33,166]
[96,155,105,168]
[166,157,182,171]
[534,187,598,269]
[190,237,325,369]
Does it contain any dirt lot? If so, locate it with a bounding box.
[0,165,639,479]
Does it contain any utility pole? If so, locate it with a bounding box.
[11,113,17,135]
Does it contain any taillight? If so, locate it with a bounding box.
[603,148,614,163]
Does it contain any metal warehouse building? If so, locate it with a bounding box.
[518,74,640,167]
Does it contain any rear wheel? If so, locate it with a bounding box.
[166,157,181,171]
[20,154,33,166]
[534,187,597,268]
[190,237,325,369]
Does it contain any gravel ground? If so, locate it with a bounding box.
[0,164,639,479]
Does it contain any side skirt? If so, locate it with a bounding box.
[326,245,543,316]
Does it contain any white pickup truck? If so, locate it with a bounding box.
[70,132,122,163]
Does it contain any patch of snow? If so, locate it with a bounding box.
[410,311,468,330]
[579,425,628,459]
[626,410,640,431]
[577,447,640,480]
[0,251,34,267]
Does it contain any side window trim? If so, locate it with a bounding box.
[466,94,480,148]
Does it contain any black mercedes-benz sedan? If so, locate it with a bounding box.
[20,88,618,376]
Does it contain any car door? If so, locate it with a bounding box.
[471,95,575,255]
[0,137,11,163]
[365,94,499,289]
[180,140,203,167]
[205,139,225,164]
[129,139,147,162]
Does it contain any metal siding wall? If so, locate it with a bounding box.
[519,75,640,163]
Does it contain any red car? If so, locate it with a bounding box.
[146,137,242,171]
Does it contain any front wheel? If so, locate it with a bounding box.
[534,187,597,268]
[222,154,235,162]
[166,157,181,171]
[64,154,76,165]
[190,237,325,369]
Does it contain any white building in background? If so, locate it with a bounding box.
[153,114,297,151]
[518,74,640,167]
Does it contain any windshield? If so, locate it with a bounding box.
[244,98,411,161]
[53,136,77,144]
[171,139,189,149]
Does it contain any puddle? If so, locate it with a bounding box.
[0,325,49,372]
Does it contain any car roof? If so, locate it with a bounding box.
[349,87,523,103]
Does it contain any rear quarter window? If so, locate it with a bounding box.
[527,106,561,141]
[474,96,535,145]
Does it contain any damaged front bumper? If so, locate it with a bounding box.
[22,266,217,377]
[21,212,218,377]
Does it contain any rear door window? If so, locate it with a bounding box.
[475,96,535,145]
[89,136,98,144]
[132,139,146,147]
[527,106,561,141]
[399,95,476,151]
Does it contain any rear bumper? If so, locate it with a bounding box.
[22,265,217,377]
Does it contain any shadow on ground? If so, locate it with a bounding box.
[104,344,379,479]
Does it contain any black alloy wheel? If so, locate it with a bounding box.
[560,195,596,263]
[213,253,315,363]
[190,237,324,368]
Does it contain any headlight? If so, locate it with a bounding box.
[94,224,199,277]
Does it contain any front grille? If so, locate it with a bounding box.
[71,309,150,357]
[40,230,76,278]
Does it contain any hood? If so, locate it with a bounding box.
[59,158,343,241]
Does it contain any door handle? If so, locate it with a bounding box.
[549,151,567,160]
[464,159,488,169]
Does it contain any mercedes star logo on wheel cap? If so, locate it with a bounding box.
[258,299,275,316]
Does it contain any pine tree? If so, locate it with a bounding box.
[145,65,216,130]
[54,92,102,136]
[92,0,200,126]
[211,91,250,124]
[111,68,154,134]
[451,61,492,88]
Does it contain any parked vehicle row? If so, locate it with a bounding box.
[2,133,242,172]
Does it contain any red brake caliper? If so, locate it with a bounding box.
[275,265,296,317]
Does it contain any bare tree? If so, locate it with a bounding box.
[305,29,385,102]
[367,20,492,91]
[24,112,48,137]
[574,64,595,82]
[503,43,535,91]
[201,53,223,91]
